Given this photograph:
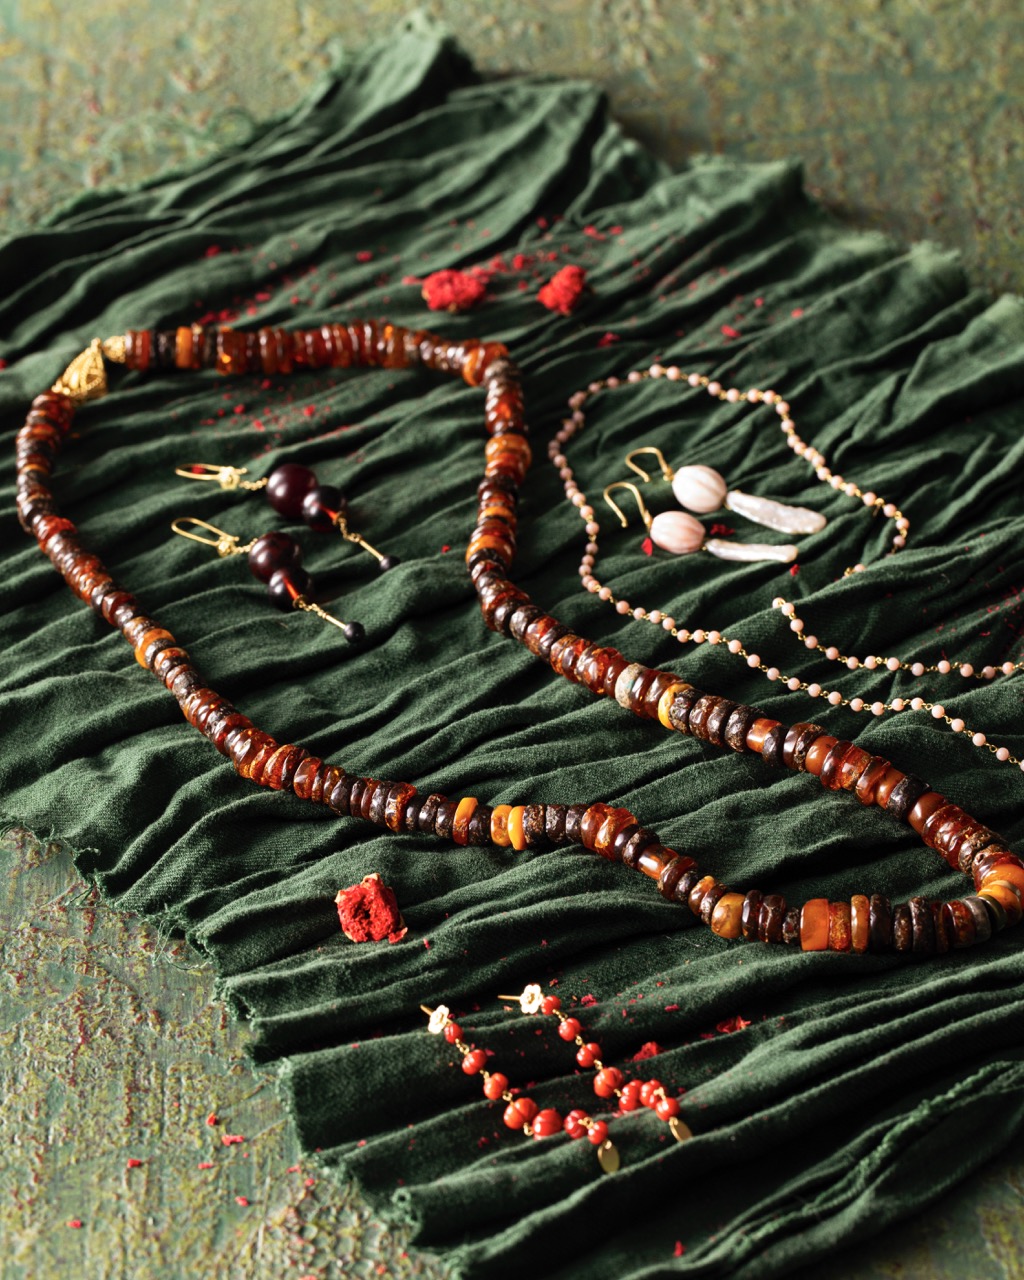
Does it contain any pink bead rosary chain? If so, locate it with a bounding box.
[548,363,1023,771]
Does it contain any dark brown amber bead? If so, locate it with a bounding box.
[551,636,591,681]
[703,698,737,747]
[641,672,681,719]
[508,606,542,642]
[951,825,1002,875]
[638,843,673,880]
[724,706,759,753]
[688,875,719,917]
[758,894,786,944]
[907,896,936,956]
[544,805,568,843]
[745,717,781,753]
[932,902,952,954]
[761,724,788,769]
[521,805,548,848]
[620,829,658,870]
[782,907,802,945]
[368,783,390,826]
[868,894,892,952]
[668,688,701,733]
[886,775,929,822]
[522,615,560,658]
[854,757,891,805]
[891,904,912,954]
[741,891,763,940]
[207,709,249,751]
[687,696,721,742]
[434,800,457,839]
[467,805,493,845]
[358,779,379,821]
[259,744,307,791]
[675,870,702,906]
[563,804,588,844]
[944,899,976,948]
[962,896,993,944]
[314,765,343,805]
[658,855,696,900]
[699,883,729,926]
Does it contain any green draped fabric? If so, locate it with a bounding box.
[3,25,1023,1279]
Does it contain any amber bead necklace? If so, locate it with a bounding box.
[14,322,1024,959]
[550,364,1023,771]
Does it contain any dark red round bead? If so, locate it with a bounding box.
[267,565,312,611]
[248,531,302,583]
[266,462,317,518]
[301,483,347,532]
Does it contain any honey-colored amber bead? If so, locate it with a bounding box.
[827,901,852,951]
[658,682,692,728]
[133,626,174,667]
[594,808,634,859]
[579,803,614,849]
[688,874,719,917]
[872,766,906,810]
[452,796,479,846]
[907,790,948,834]
[175,325,202,369]
[259,744,306,790]
[978,861,1024,896]
[490,804,512,846]
[485,432,531,465]
[850,895,870,953]
[292,756,323,801]
[804,736,840,776]
[800,898,830,951]
[709,892,744,939]
[507,805,528,851]
[637,844,672,880]
[745,717,781,752]
[384,782,417,833]
[980,880,1023,926]
[854,757,891,805]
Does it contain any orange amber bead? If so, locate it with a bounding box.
[800,898,830,951]
[854,757,890,805]
[688,875,719,917]
[384,782,417,832]
[490,804,513,846]
[506,805,528,851]
[132,626,174,667]
[452,797,479,846]
[872,766,906,810]
[980,881,1023,927]
[907,790,948,834]
[979,862,1024,896]
[850,895,870,953]
[658,683,692,728]
[827,901,852,951]
[710,892,745,939]
[745,717,781,752]
[804,736,839,776]
[594,808,634,859]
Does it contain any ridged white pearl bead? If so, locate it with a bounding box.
[650,510,705,554]
[671,464,727,514]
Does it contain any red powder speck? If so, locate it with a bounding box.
[789,563,799,576]
[221,1134,245,1146]
[206,1113,219,1126]
[716,1015,752,1033]
[512,252,534,271]
[721,324,741,339]
[0,358,7,369]
[204,245,221,257]
[288,1165,300,1173]
[674,1242,686,1257]
[235,1197,249,1207]
[356,250,374,262]
[709,523,734,537]
[754,297,764,307]
[233,405,245,414]
[357,1139,366,1148]
[631,1041,664,1061]
[609,225,624,235]
[67,1219,83,1229]
[304,1177,315,1187]
[537,216,549,229]
[441,544,450,553]
[254,291,272,302]
[517,280,529,291]
[791,307,804,318]
[126,1158,143,1169]
[302,406,316,417]
[252,420,264,432]
[423,938,431,949]
[583,224,606,240]
[664,1004,680,1012]
[198,1161,214,1169]
[579,994,597,1006]
[641,537,654,557]
[597,332,619,347]
[401,274,420,285]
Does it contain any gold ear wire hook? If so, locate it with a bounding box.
[602,481,653,532]
[625,446,674,484]
[174,463,268,492]
[170,517,254,557]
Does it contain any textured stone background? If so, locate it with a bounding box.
[2,2,1023,1276]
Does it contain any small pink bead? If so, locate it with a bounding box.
[747,388,761,402]
[585,521,599,536]
[708,630,721,644]
[862,492,876,506]
[763,390,777,404]
[707,381,722,396]
[666,366,681,381]
[650,363,665,378]
[606,376,620,389]
[807,683,821,697]
[588,381,603,394]
[747,654,761,668]
[886,657,901,672]
[787,677,801,691]
[936,659,951,673]
[846,656,859,670]
[972,732,986,747]
[893,535,906,548]
[864,655,877,670]
[891,698,905,711]
[728,639,742,653]
[871,702,885,717]
[633,607,646,620]
[911,662,925,677]
[996,747,1010,762]
[1002,661,1016,675]
[571,492,585,507]
[692,629,706,643]
[931,705,945,719]
[850,697,864,712]
[649,610,663,625]
[584,578,599,593]
[598,587,612,601]
[895,517,909,531]
[627,370,643,383]
[829,475,844,489]
[569,391,586,409]
[572,410,585,424]
[789,619,803,633]
[825,646,839,661]
[766,667,780,681]
[911,697,924,711]
[982,666,996,679]
[960,663,974,677]
[677,628,691,642]
[662,617,676,631]
[726,388,740,403]
[615,600,630,614]
[580,505,594,520]
[950,718,965,733]
[882,503,896,517]
[828,691,842,706]
[804,635,818,649]
[687,372,702,387]
[781,418,795,432]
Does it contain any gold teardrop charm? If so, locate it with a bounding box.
[597,1138,620,1174]
[52,339,108,403]
[669,1116,693,1144]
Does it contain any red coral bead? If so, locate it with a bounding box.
[587,1120,609,1146]
[655,1096,680,1121]
[619,1080,643,1112]
[557,1018,582,1041]
[462,1049,487,1075]
[593,1067,624,1098]
[576,1042,601,1068]
[639,1079,663,1108]
[541,996,561,1015]
[483,1072,508,1100]
[443,1023,462,1044]
[563,1109,590,1140]
[503,1097,538,1130]
[531,1108,563,1139]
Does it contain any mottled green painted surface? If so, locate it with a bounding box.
[2,3,1023,1275]
[0,1,1021,291]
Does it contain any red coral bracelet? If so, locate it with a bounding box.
[14,323,1024,957]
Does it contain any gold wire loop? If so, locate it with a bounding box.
[174,463,267,491]
[336,515,385,563]
[603,481,653,531]
[170,517,251,557]
[625,446,674,484]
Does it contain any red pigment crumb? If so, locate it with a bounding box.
[754,297,764,307]
[235,1197,249,1207]
[420,268,487,312]
[700,1032,715,1041]
[67,1219,83,1229]
[716,1015,752,1033]
[356,250,374,263]
[204,245,221,257]
[401,274,420,285]
[642,537,654,557]
[288,1165,300,1173]
[537,217,549,229]
[609,225,624,235]
[538,265,587,315]
[631,1041,664,1061]
[580,994,597,1007]
[221,1134,245,1146]
[441,544,450,553]
[512,252,534,271]
[721,324,741,339]
[357,1140,366,1148]
[674,1242,686,1257]
[664,1004,680,1012]
[709,523,734,537]
[302,406,316,417]
[206,1113,219,1126]
[335,874,407,944]
[597,331,619,346]
[233,404,245,414]
[582,224,606,240]
[126,1158,143,1169]
[790,564,800,576]
[198,1162,214,1170]
[791,307,804,318]
[305,1177,315,1187]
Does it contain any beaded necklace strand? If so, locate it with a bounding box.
[549,363,1023,771]
[15,322,1024,958]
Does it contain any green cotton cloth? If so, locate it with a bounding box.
[3,24,1024,1279]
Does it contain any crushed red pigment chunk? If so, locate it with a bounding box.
[420,268,487,312]
[538,264,587,315]
[335,873,407,944]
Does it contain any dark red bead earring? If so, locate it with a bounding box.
[171,518,365,644]
[175,461,400,571]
